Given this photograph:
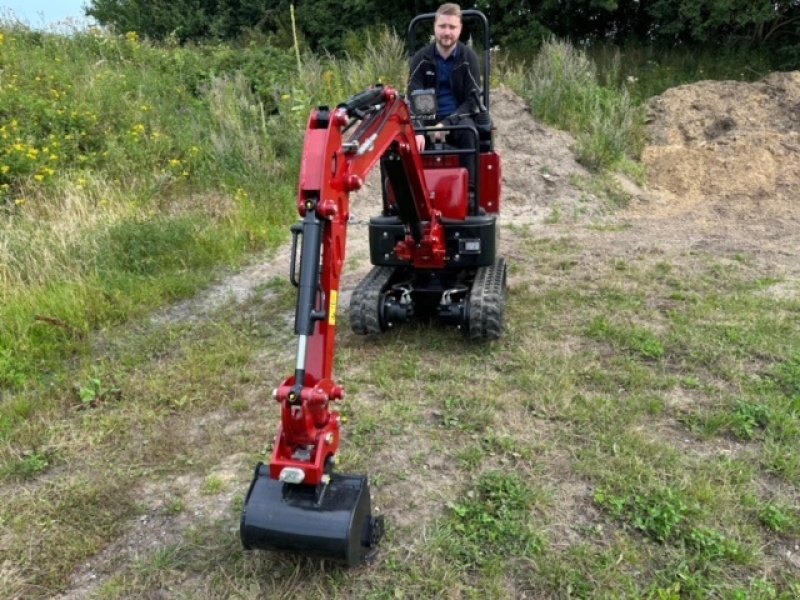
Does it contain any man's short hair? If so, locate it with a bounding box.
[435,3,462,22]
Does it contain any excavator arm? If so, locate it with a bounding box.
[273,85,444,486]
[241,85,446,565]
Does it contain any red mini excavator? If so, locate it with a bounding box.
[240,10,506,565]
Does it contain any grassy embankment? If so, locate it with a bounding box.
[1,26,798,599]
[0,26,407,393]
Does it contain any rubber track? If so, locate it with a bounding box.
[349,266,394,335]
[468,257,507,340]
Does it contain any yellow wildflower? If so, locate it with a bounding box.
[0,33,5,46]
[33,174,44,182]
[169,158,182,168]
[126,31,139,43]
[15,197,26,206]
[0,165,9,174]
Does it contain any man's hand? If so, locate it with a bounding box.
[415,134,426,153]
[433,122,445,143]
[415,123,446,153]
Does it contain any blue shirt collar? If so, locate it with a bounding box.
[435,44,459,61]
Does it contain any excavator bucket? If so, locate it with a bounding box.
[240,464,384,566]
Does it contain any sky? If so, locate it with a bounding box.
[0,0,93,28]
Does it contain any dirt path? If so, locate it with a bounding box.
[50,76,800,598]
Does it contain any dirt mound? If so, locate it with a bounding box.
[491,87,594,224]
[642,72,800,221]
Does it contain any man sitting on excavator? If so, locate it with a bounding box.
[409,2,482,192]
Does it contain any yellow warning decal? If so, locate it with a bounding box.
[329,290,338,326]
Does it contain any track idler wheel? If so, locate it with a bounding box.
[240,463,384,565]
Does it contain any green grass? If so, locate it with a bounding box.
[0,25,408,391]
[440,471,547,565]
[2,227,797,598]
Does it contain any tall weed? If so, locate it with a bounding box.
[589,43,775,103]
[501,39,646,171]
[301,28,408,109]
[206,73,276,180]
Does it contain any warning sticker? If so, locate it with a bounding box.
[329,290,338,326]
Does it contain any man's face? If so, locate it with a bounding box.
[434,14,461,51]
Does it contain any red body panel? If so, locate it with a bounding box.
[424,168,469,221]
[479,152,501,214]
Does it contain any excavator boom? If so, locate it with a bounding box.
[241,86,448,564]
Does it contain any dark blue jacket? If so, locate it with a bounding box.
[408,41,481,127]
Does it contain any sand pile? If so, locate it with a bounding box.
[643,72,800,220]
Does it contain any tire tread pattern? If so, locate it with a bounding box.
[468,257,507,340]
[349,266,394,335]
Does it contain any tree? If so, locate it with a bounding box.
[85,0,800,57]
[638,0,800,45]
[86,0,220,40]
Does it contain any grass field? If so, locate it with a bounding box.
[2,221,798,598]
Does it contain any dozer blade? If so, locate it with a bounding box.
[240,464,384,566]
